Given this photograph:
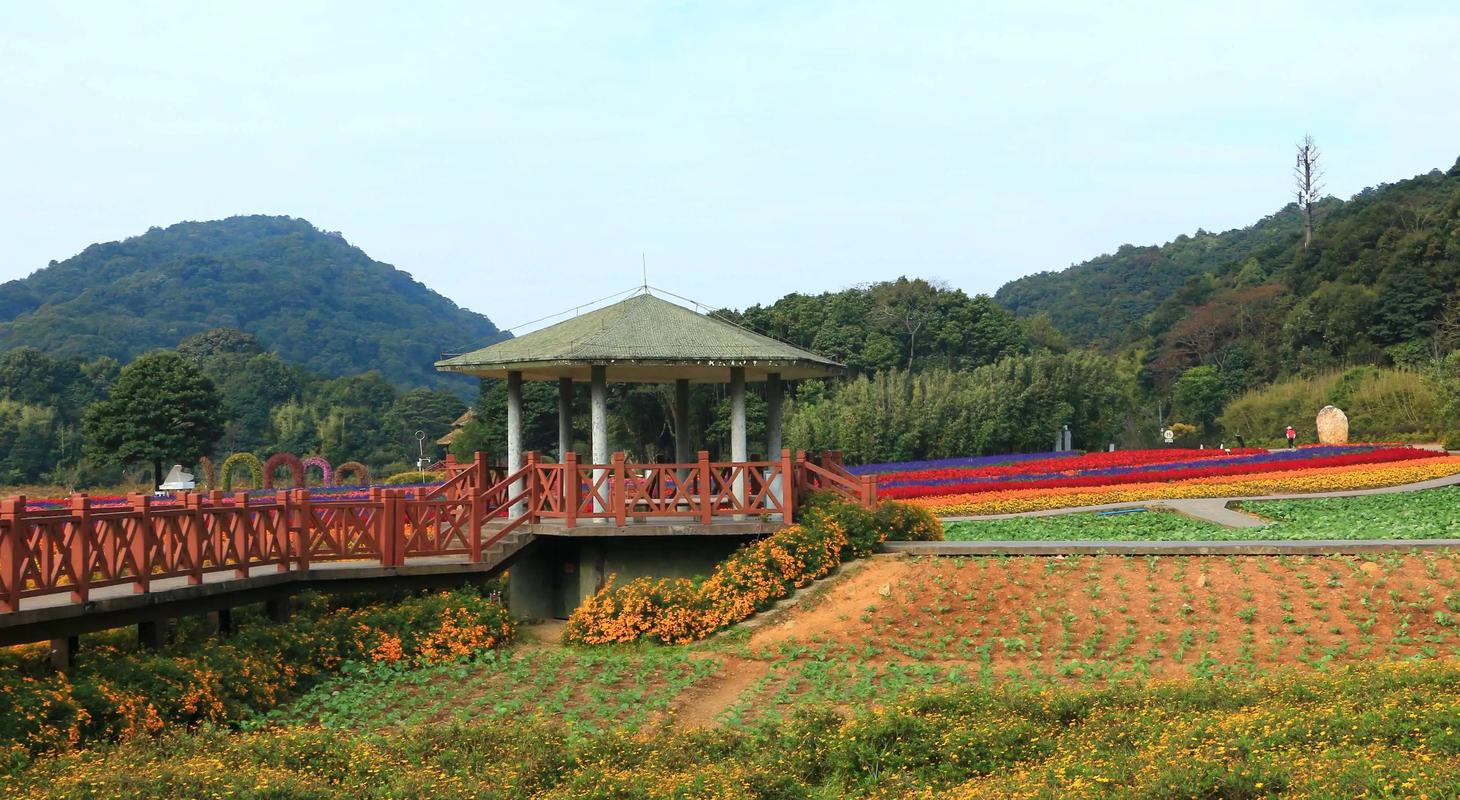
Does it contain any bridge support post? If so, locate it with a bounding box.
[138,619,167,650]
[204,608,235,636]
[265,597,291,623]
[49,635,78,671]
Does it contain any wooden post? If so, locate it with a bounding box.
[468,484,483,562]
[369,488,387,564]
[389,489,407,567]
[862,476,878,508]
[526,451,541,523]
[292,489,311,570]
[697,451,713,525]
[232,491,251,579]
[1,496,26,613]
[794,451,808,499]
[563,451,580,529]
[780,448,796,521]
[185,492,204,585]
[49,635,79,671]
[127,493,152,594]
[275,491,296,571]
[612,452,628,527]
[473,451,489,495]
[69,494,92,602]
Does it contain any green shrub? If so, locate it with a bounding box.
[805,500,882,558]
[381,470,446,485]
[873,500,944,542]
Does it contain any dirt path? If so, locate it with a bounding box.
[669,655,770,729]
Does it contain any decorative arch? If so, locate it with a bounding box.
[196,456,217,489]
[262,452,306,489]
[301,455,333,487]
[219,452,265,491]
[334,461,372,486]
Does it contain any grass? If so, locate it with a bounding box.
[943,486,1460,541]
[944,509,1218,541]
[257,645,720,736]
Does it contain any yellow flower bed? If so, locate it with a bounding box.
[911,457,1460,516]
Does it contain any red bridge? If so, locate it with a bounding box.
[0,450,873,656]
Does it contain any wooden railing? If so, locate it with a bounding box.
[0,450,874,612]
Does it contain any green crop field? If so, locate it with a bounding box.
[943,487,1460,541]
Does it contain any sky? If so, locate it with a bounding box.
[3,1,1459,332]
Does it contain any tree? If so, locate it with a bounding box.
[176,328,263,366]
[1171,366,1226,437]
[870,278,941,371]
[82,351,225,486]
[1294,134,1324,249]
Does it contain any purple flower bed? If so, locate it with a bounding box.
[878,445,1378,489]
[846,452,1073,476]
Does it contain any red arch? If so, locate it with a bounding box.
[262,452,306,489]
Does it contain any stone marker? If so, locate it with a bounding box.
[1316,405,1349,445]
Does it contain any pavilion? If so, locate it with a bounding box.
[435,291,843,479]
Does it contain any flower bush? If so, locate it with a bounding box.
[0,587,514,774]
[565,497,943,645]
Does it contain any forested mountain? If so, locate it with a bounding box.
[995,158,1460,383]
[0,216,506,391]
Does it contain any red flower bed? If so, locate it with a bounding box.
[881,448,1268,484]
[879,447,1444,500]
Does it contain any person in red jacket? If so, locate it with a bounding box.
[1286,425,1297,448]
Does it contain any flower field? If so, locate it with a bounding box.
[863,445,1460,515]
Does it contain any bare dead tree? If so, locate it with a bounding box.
[1293,134,1324,249]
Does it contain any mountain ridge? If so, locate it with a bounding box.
[0,215,507,390]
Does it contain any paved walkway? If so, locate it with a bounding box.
[941,472,1460,528]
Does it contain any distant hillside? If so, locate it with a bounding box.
[995,157,1460,386]
[0,216,506,390]
[995,204,1312,347]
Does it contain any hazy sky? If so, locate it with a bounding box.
[3,2,1458,332]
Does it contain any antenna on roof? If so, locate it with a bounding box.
[641,254,648,293]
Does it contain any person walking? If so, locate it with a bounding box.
[1285,425,1297,449]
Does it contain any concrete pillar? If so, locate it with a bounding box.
[49,635,78,671]
[766,373,784,518]
[590,365,608,514]
[674,379,692,463]
[265,596,291,623]
[558,377,574,460]
[507,371,524,518]
[138,619,167,650]
[765,373,783,455]
[730,367,747,513]
[206,608,235,637]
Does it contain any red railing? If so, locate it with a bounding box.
[0,450,874,612]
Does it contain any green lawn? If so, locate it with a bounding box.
[943,487,1460,541]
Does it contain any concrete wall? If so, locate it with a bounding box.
[506,535,754,620]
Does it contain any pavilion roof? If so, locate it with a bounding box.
[436,293,842,382]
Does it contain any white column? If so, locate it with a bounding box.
[506,370,524,519]
[766,372,783,518]
[558,377,574,460]
[730,367,747,514]
[590,365,608,514]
